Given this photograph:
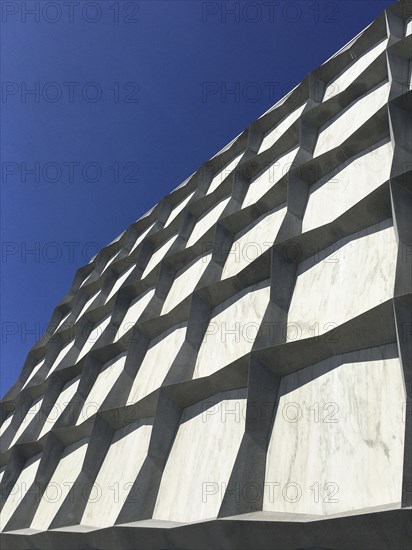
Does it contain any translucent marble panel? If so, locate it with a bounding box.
[75,290,100,321]
[22,358,45,389]
[287,220,397,341]
[76,355,126,425]
[259,104,306,154]
[324,39,387,101]
[9,397,44,446]
[0,413,13,437]
[126,324,187,404]
[115,288,155,342]
[242,147,299,208]
[76,316,111,362]
[264,345,405,515]
[47,340,76,377]
[79,272,93,288]
[194,282,270,378]
[303,139,392,232]
[222,205,287,279]
[153,389,247,522]
[129,223,154,254]
[141,235,178,279]
[38,377,80,439]
[207,153,243,194]
[165,192,195,227]
[161,253,212,315]
[186,197,230,248]
[53,311,70,334]
[81,420,152,527]
[406,16,412,36]
[31,439,88,530]
[0,454,42,531]
[101,251,120,275]
[314,81,390,157]
[105,265,135,303]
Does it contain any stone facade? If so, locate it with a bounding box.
[1,1,411,548]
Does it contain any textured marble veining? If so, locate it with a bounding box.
[314,81,390,157]
[76,316,111,362]
[81,420,152,528]
[222,205,287,279]
[129,222,154,254]
[75,290,100,321]
[126,324,187,404]
[141,235,178,279]
[0,454,41,531]
[76,355,126,425]
[324,39,388,101]
[115,288,155,341]
[165,192,195,227]
[1,8,409,544]
[264,345,405,515]
[207,153,243,194]
[153,389,247,522]
[259,104,306,154]
[9,397,44,446]
[21,358,45,389]
[242,147,299,208]
[47,340,76,377]
[31,439,88,530]
[105,265,135,303]
[162,253,212,314]
[186,197,231,248]
[287,220,397,341]
[194,282,270,378]
[38,377,80,438]
[303,139,392,232]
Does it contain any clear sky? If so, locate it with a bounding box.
[1,0,392,397]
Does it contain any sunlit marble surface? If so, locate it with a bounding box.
[264,344,405,515]
[194,282,270,378]
[127,324,187,404]
[287,220,397,341]
[0,454,42,530]
[153,389,247,522]
[81,420,152,528]
[314,81,390,157]
[303,139,392,232]
[31,439,88,530]
[242,147,299,208]
[222,205,286,279]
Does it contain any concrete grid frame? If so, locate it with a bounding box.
[1,1,411,548]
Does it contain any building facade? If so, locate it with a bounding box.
[1,1,411,548]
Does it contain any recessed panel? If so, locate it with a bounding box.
[314,81,389,157]
[287,220,397,341]
[186,197,230,248]
[31,438,89,530]
[242,147,299,208]
[81,420,152,527]
[0,454,42,531]
[264,345,405,515]
[162,253,212,314]
[153,389,247,522]
[303,139,392,232]
[127,324,187,404]
[194,282,270,378]
[222,206,286,279]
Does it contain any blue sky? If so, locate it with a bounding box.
[1,0,391,397]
